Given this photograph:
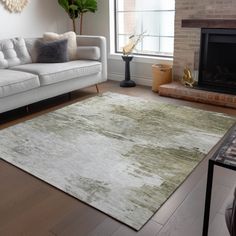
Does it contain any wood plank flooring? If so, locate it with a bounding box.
[0,81,236,236]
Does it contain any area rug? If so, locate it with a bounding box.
[0,92,235,230]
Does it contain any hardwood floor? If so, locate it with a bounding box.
[0,81,236,236]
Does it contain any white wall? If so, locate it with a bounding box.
[82,0,173,86]
[0,0,69,39]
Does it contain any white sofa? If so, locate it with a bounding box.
[0,35,107,113]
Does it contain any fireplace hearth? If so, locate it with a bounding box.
[198,28,236,94]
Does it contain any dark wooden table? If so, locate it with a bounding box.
[202,123,236,236]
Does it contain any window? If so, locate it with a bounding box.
[114,0,175,58]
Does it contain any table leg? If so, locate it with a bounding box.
[202,160,214,236]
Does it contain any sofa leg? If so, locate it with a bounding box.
[26,105,29,113]
[95,84,99,93]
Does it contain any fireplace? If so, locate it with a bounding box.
[158,20,236,109]
[198,28,236,94]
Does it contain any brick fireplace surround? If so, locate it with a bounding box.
[160,0,236,108]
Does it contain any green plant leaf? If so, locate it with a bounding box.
[68,4,79,19]
[58,0,69,12]
[58,0,80,20]
[69,4,78,11]
[74,0,97,13]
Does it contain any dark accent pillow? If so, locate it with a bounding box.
[36,39,69,63]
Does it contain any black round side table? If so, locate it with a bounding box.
[120,55,136,87]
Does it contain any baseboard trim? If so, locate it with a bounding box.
[108,73,152,87]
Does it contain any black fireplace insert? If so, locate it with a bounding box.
[198,28,236,94]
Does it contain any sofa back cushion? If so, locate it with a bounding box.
[0,38,32,69]
[24,38,39,63]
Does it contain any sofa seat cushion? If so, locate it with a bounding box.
[0,69,40,98]
[11,60,102,86]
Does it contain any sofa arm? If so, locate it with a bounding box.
[76,35,107,81]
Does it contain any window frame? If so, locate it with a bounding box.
[113,0,175,59]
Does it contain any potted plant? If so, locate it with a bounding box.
[58,0,97,34]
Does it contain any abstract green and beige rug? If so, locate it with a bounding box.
[0,92,235,230]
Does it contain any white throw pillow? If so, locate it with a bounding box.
[43,31,77,60]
